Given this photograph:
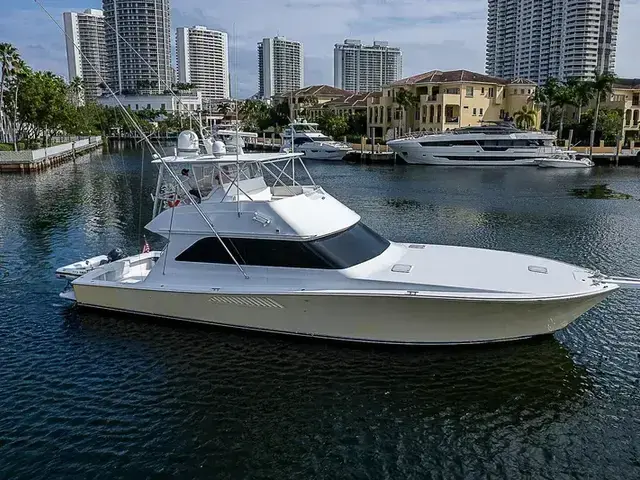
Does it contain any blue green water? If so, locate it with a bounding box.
[0,148,639,478]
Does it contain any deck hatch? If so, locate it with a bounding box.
[528,265,548,274]
[392,264,413,273]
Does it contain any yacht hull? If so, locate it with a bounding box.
[70,284,613,345]
[302,150,350,161]
[537,159,593,168]
[396,150,540,166]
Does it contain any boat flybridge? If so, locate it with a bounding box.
[280,120,353,161]
[387,121,563,166]
[55,130,640,345]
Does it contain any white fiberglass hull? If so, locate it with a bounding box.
[397,151,539,166]
[69,283,613,345]
[301,148,351,161]
[537,158,594,169]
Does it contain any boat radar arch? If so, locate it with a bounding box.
[177,130,200,157]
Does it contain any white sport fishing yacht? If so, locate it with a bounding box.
[55,129,640,345]
[280,121,352,160]
[387,121,561,166]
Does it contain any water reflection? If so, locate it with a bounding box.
[571,184,634,200]
[61,307,588,417]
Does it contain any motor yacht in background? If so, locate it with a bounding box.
[56,129,640,345]
[211,124,257,154]
[280,120,352,160]
[536,152,594,168]
[387,121,561,166]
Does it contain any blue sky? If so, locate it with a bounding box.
[3,0,640,98]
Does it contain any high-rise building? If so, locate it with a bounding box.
[486,0,620,83]
[176,26,230,101]
[333,40,402,93]
[257,37,304,99]
[103,0,172,94]
[63,9,107,103]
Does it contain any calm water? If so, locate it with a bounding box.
[1,147,639,479]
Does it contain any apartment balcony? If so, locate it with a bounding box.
[420,94,439,104]
[442,93,461,106]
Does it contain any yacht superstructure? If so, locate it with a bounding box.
[280,121,352,160]
[55,129,640,345]
[387,122,560,166]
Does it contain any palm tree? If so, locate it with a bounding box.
[217,102,231,116]
[10,58,28,151]
[566,77,593,124]
[395,88,419,132]
[539,77,560,131]
[69,76,84,106]
[553,84,574,141]
[513,105,537,130]
[0,43,20,141]
[588,70,617,161]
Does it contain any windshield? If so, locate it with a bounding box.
[175,222,390,269]
[309,222,390,268]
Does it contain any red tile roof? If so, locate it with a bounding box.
[614,78,640,90]
[323,92,377,108]
[278,85,353,98]
[390,70,531,86]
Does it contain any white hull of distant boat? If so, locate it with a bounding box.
[299,144,351,161]
[280,120,352,161]
[537,156,594,169]
[398,151,540,166]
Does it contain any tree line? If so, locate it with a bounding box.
[531,71,621,151]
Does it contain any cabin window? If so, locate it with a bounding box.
[294,137,313,145]
[175,222,390,269]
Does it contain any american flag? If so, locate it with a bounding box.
[142,237,150,254]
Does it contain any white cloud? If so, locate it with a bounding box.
[2,0,639,97]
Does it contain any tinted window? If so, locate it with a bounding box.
[294,137,313,145]
[175,222,390,269]
[310,222,390,268]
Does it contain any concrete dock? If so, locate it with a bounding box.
[0,137,103,173]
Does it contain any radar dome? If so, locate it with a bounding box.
[212,140,227,158]
[177,130,199,156]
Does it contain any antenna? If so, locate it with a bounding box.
[233,22,240,218]
[33,0,249,279]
